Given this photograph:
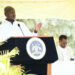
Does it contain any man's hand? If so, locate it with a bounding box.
[35,23,42,32]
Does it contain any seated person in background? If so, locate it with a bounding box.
[57,35,74,61]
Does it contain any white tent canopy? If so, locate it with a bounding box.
[0,0,75,20]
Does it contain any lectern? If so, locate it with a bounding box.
[0,36,58,75]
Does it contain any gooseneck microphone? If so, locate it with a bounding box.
[18,24,25,36]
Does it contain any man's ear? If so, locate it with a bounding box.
[5,13,8,17]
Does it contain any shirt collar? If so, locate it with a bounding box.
[58,45,67,50]
[6,18,15,24]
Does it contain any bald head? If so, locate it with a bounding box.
[4,6,16,20]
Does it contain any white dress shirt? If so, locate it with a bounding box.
[0,20,37,42]
[57,45,74,61]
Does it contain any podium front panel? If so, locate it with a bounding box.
[0,36,58,64]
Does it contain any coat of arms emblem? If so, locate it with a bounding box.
[26,37,46,60]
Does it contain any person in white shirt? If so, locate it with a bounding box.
[0,6,42,75]
[0,6,42,42]
[57,35,74,61]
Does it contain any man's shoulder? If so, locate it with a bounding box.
[57,45,60,49]
[1,20,7,25]
[56,45,61,52]
[67,46,72,50]
[0,21,7,27]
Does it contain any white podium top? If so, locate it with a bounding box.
[52,61,75,75]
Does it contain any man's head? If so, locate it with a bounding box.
[59,35,67,48]
[4,6,16,20]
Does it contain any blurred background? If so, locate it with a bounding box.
[0,0,75,75]
[0,19,75,55]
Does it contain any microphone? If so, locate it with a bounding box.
[18,24,25,36]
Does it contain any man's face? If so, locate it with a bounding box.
[5,9,16,20]
[59,39,67,48]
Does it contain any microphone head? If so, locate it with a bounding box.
[18,24,20,27]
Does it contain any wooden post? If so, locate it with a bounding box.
[47,64,51,75]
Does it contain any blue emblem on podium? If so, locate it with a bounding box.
[26,37,46,60]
